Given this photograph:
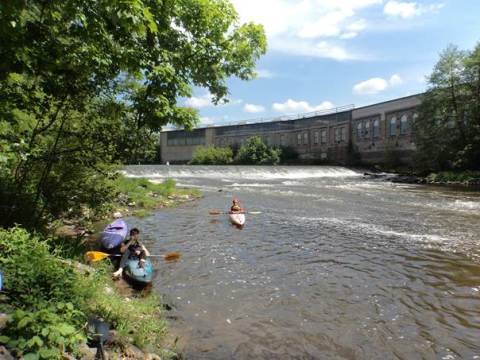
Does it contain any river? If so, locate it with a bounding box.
[124,165,480,360]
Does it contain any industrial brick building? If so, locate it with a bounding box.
[159,94,421,165]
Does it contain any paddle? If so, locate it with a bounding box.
[209,210,262,215]
[85,250,181,263]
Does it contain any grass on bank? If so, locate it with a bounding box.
[114,176,201,217]
[0,177,200,359]
[0,227,168,359]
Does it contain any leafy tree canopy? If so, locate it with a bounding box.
[189,146,233,165]
[414,43,480,171]
[234,136,281,165]
[0,0,266,228]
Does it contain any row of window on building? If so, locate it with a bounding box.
[167,136,206,146]
[215,126,348,148]
[356,112,418,140]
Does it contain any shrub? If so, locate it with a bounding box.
[0,227,168,358]
[234,136,281,165]
[114,176,177,209]
[189,146,233,165]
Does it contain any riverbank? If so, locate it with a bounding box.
[363,169,480,189]
[0,176,201,359]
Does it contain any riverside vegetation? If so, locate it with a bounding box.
[0,0,265,358]
[385,42,480,185]
[0,176,200,359]
[189,136,294,165]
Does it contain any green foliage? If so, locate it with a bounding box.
[115,176,176,208]
[0,228,83,309]
[234,136,281,165]
[0,0,266,230]
[1,306,86,359]
[426,171,480,183]
[414,43,480,171]
[189,146,233,165]
[113,175,200,217]
[0,228,87,358]
[0,227,168,358]
[86,271,167,350]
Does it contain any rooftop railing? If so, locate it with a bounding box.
[163,104,355,132]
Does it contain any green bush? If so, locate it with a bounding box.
[234,136,281,165]
[114,176,180,209]
[0,228,88,358]
[426,170,480,183]
[0,227,168,358]
[0,306,86,359]
[189,146,233,165]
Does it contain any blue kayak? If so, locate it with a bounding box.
[100,219,128,250]
[124,258,153,284]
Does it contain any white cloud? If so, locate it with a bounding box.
[272,99,334,113]
[230,0,382,60]
[272,39,356,61]
[383,1,444,19]
[353,78,389,95]
[244,103,265,113]
[389,74,403,86]
[353,74,403,95]
[185,93,242,109]
[185,93,213,108]
[199,116,215,125]
[256,69,275,78]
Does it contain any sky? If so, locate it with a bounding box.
[183,0,480,127]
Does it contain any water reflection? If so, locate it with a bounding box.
[125,166,480,359]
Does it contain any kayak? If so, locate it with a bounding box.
[100,219,128,250]
[229,212,246,226]
[124,258,153,285]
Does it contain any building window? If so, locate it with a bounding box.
[321,130,327,144]
[335,128,341,143]
[297,133,302,145]
[341,127,346,142]
[303,132,308,145]
[265,136,271,146]
[364,120,370,138]
[314,131,319,144]
[280,134,286,146]
[389,117,397,136]
[400,114,408,135]
[356,122,362,140]
[373,118,380,138]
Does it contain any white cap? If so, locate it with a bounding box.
[113,211,123,219]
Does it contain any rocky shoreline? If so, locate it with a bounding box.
[363,171,480,189]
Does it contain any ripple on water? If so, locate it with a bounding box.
[125,165,480,359]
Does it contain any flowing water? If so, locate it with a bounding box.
[124,165,480,359]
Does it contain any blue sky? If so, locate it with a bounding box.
[183,0,480,127]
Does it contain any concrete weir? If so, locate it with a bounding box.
[160,94,421,165]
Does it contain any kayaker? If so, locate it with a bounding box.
[230,198,244,213]
[113,228,150,278]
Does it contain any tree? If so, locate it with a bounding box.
[0,0,266,228]
[189,146,233,165]
[234,136,281,165]
[414,44,480,171]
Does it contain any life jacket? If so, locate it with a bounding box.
[231,204,242,212]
